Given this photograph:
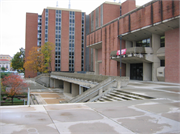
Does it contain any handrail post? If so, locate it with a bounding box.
[27,87,30,107]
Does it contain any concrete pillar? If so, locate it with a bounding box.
[72,83,79,97]
[95,49,98,75]
[64,81,70,93]
[152,34,160,81]
[79,86,84,95]
[133,41,136,47]
[143,62,152,81]
[50,78,54,88]
[126,41,132,48]
[126,63,130,77]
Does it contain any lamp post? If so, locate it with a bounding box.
[119,34,122,77]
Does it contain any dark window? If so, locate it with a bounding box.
[160,60,165,66]
[160,36,165,47]
[136,38,150,47]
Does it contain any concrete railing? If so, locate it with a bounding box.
[68,76,129,103]
[51,72,109,83]
[35,73,50,87]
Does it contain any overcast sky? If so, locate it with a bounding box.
[0,0,151,57]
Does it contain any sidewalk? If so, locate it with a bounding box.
[0,81,179,134]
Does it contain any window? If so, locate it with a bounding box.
[136,38,150,47]
[160,60,165,67]
[160,36,165,47]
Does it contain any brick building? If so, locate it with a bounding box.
[87,0,180,83]
[25,8,85,78]
[25,0,180,83]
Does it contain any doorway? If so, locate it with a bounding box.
[130,63,143,80]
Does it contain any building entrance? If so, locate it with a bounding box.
[130,63,143,80]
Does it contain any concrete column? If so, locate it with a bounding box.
[72,83,79,97]
[95,49,98,75]
[133,41,136,47]
[152,34,160,81]
[126,63,130,77]
[79,86,84,95]
[50,78,54,88]
[64,81,70,93]
[126,41,132,48]
[143,62,152,81]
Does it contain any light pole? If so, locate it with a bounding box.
[119,34,122,77]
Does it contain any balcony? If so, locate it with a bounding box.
[110,47,154,63]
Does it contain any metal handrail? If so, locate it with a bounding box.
[30,94,39,105]
[74,79,116,103]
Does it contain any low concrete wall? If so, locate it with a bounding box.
[157,67,165,81]
[35,73,50,87]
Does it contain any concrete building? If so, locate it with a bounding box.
[0,54,12,61]
[0,59,11,71]
[87,0,180,83]
[25,7,86,78]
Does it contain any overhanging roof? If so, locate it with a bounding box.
[87,41,102,49]
[121,16,180,41]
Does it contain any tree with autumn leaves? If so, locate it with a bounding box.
[24,42,55,74]
[1,74,28,104]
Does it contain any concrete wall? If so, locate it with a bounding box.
[64,81,70,93]
[157,67,165,81]
[72,84,79,97]
[143,62,152,81]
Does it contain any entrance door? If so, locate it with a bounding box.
[130,63,143,80]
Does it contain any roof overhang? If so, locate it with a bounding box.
[87,41,102,49]
[120,16,180,41]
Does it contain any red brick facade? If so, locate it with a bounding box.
[165,28,180,83]
[25,13,38,78]
[87,0,180,83]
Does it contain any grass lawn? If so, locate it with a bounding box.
[1,94,27,106]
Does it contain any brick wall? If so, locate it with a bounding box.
[48,9,56,72]
[74,12,82,71]
[25,13,38,78]
[61,10,69,71]
[165,28,180,83]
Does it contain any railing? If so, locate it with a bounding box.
[69,78,116,103]
[30,94,39,105]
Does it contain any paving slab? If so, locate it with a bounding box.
[0,81,180,133]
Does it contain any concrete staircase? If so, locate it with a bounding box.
[93,90,154,102]
[68,77,119,103]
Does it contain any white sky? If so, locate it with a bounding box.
[0,0,151,57]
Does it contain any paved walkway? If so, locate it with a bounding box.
[0,81,180,134]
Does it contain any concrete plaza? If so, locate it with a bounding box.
[0,80,180,134]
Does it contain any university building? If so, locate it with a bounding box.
[25,0,180,83]
[25,8,85,77]
[86,0,180,83]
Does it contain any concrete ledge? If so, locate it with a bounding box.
[51,72,109,83]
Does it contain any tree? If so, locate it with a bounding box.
[11,48,25,72]
[24,42,55,74]
[1,67,6,71]
[2,74,28,104]
[41,42,55,73]
[24,46,45,74]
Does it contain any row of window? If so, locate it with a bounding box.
[55,10,62,71]
[81,13,85,71]
[69,11,75,72]
[45,9,48,43]
[37,15,42,47]
[135,36,165,47]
